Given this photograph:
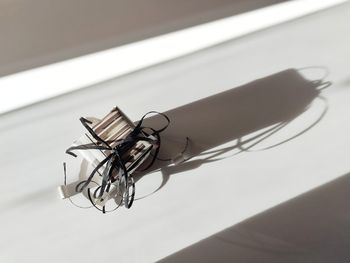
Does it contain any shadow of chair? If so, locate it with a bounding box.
[134,68,330,195]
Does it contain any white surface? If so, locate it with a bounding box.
[0,0,347,114]
[1,2,350,262]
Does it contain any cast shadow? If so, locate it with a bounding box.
[160,172,350,263]
[134,68,330,194]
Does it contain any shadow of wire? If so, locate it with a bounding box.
[134,68,330,199]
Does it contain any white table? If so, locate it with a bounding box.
[1,3,350,262]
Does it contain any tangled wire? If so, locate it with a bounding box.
[63,110,170,213]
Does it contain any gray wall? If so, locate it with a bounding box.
[0,0,287,77]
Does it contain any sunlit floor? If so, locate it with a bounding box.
[1,2,350,262]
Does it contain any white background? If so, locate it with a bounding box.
[1,1,350,262]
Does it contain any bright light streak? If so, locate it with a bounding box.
[0,0,347,114]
